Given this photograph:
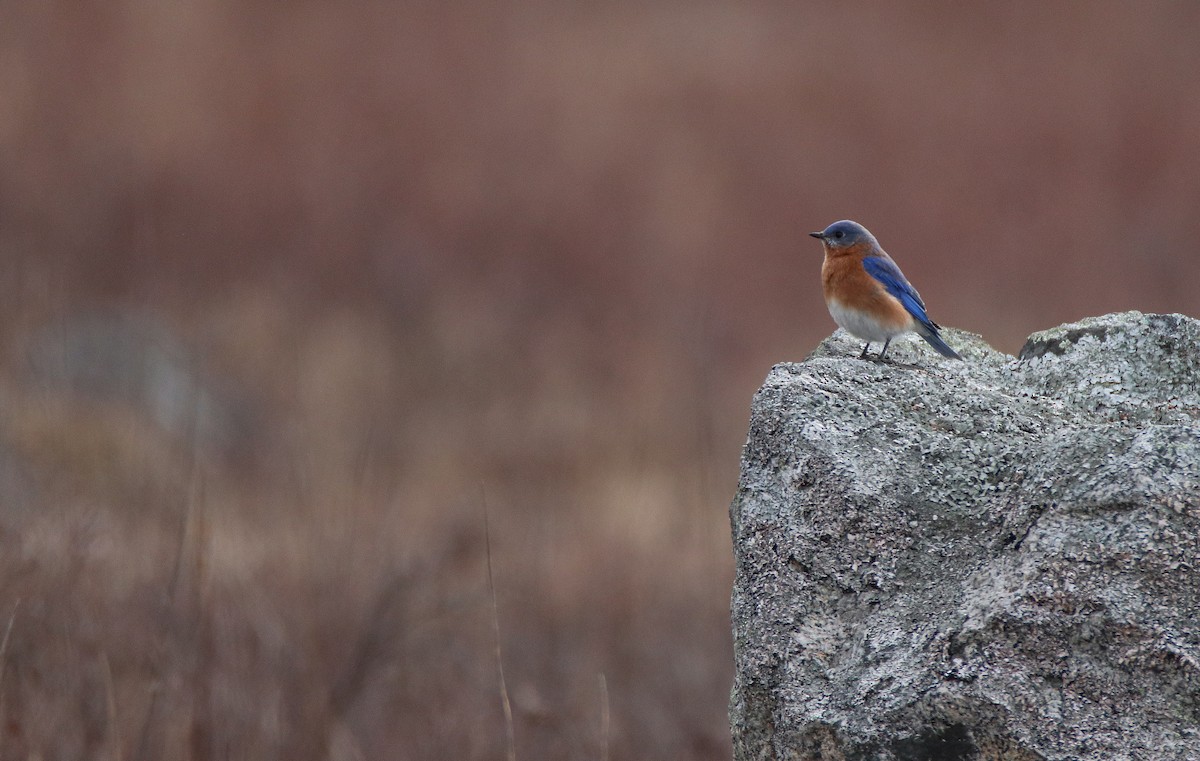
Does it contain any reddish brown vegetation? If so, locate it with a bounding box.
[0,2,1197,759]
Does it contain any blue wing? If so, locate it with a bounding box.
[862,255,933,329]
[863,255,962,358]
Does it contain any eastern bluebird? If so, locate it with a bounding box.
[810,220,962,361]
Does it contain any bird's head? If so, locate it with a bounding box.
[809,220,876,251]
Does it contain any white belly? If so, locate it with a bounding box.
[827,299,912,343]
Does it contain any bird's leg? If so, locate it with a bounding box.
[878,338,892,361]
[859,343,871,359]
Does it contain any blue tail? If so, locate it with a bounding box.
[916,324,962,359]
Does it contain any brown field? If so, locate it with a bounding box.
[0,2,1198,759]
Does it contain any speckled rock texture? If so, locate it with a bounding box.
[729,312,1200,761]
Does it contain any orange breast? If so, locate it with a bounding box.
[822,253,912,330]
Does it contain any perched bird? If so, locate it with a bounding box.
[810,220,961,360]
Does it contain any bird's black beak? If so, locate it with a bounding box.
[809,231,825,240]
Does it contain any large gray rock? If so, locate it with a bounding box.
[729,312,1200,761]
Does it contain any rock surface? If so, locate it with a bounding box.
[729,312,1200,761]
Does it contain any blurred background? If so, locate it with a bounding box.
[0,1,1198,759]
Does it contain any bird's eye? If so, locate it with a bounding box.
[833,231,844,239]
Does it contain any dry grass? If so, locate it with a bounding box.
[0,296,735,760]
[0,2,1197,759]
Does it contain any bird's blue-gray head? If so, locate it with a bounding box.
[809,220,877,250]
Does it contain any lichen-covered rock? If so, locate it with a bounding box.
[729,312,1200,761]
